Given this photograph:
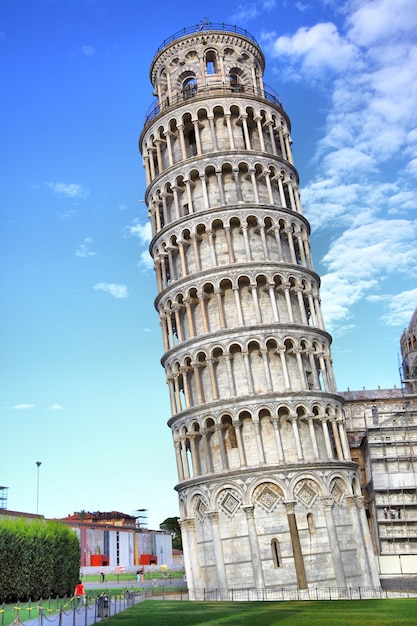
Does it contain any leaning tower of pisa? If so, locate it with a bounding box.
[139,23,379,592]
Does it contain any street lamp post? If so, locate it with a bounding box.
[36,461,42,515]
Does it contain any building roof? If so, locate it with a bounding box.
[340,388,404,402]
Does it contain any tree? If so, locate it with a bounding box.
[159,517,182,550]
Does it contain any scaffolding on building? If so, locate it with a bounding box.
[366,407,417,556]
[0,486,9,510]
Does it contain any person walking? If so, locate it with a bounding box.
[74,580,85,608]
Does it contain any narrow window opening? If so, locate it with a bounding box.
[307,513,315,535]
[271,538,281,568]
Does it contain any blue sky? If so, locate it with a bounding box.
[1,0,416,530]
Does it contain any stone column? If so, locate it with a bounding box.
[225,114,235,149]
[198,291,209,333]
[284,132,293,164]
[241,224,252,261]
[254,116,266,151]
[261,348,273,392]
[249,168,260,203]
[184,298,195,337]
[192,119,202,155]
[321,417,334,459]
[252,417,266,464]
[174,440,184,481]
[207,358,219,401]
[179,518,197,594]
[270,417,285,461]
[264,170,274,204]
[330,418,343,460]
[207,511,228,588]
[268,284,280,322]
[233,419,246,467]
[188,434,200,476]
[200,174,210,209]
[250,282,262,323]
[283,283,295,323]
[289,415,304,461]
[216,170,226,205]
[181,437,190,479]
[192,362,204,404]
[180,365,191,409]
[191,233,201,271]
[284,501,307,589]
[215,288,226,329]
[177,123,187,159]
[279,348,291,389]
[184,179,194,213]
[277,176,286,207]
[355,496,381,586]
[242,505,265,588]
[233,286,244,325]
[224,225,235,263]
[306,414,320,460]
[320,497,347,587]
[338,420,351,461]
[178,240,187,276]
[165,130,174,166]
[345,495,373,586]
[201,429,213,473]
[241,114,251,150]
[278,127,286,159]
[267,121,277,155]
[225,352,236,396]
[208,115,218,150]
[216,424,228,470]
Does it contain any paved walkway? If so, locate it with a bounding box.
[17,593,144,626]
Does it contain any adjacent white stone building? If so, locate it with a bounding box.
[139,22,379,591]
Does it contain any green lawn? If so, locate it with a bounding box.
[101,598,417,625]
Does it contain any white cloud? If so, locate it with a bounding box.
[47,182,88,198]
[123,220,153,270]
[139,249,153,271]
[367,288,417,327]
[320,218,417,328]
[230,0,276,24]
[49,404,63,410]
[75,237,96,258]
[81,45,95,56]
[123,220,151,244]
[271,22,358,79]
[13,404,35,410]
[268,1,416,335]
[93,282,129,298]
[346,0,417,47]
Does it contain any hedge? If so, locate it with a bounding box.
[0,518,80,601]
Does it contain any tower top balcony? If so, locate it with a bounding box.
[154,21,260,56]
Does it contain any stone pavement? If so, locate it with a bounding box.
[17,592,144,626]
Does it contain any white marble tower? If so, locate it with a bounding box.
[139,22,379,592]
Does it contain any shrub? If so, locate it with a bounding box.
[0,518,80,601]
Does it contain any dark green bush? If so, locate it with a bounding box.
[0,518,80,601]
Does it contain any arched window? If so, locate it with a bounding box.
[271,538,281,568]
[183,77,197,99]
[230,73,241,93]
[205,50,217,74]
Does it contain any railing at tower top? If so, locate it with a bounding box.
[154,22,260,54]
[143,83,283,126]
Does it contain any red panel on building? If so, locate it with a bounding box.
[90,555,109,566]
[140,554,157,565]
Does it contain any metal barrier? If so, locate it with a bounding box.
[2,591,145,626]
